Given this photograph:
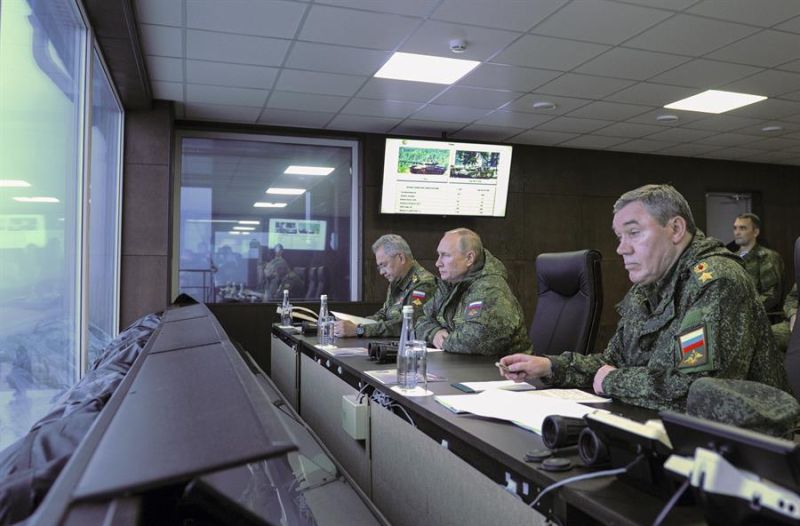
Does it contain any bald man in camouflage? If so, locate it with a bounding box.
[416,228,531,356]
[501,184,788,412]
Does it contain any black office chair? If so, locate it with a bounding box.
[784,237,800,398]
[529,249,603,356]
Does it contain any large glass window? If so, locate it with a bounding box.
[87,50,122,364]
[175,133,360,303]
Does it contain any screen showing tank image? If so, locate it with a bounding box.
[381,138,513,217]
[268,219,327,251]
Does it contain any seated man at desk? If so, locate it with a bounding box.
[334,234,436,338]
[501,184,789,411]
[416,228,531,356]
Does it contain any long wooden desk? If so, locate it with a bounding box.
[270,326,704,526]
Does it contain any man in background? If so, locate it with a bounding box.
[733,213,784,313]
[416,228,531,356]
[334,234,435,338]
[773,283,798,351]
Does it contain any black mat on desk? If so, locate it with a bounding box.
[149,316,221,353]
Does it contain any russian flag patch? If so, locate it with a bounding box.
[677,326,708,368]
[411,290,426,306]
[465,300,483,319]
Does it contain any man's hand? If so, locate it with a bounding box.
[433,329,449,349]
[499,354,552,382]
[333,320,357,337]
[592,364,617,395]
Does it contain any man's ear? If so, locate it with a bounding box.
[465,250,476,266]
[397,253,408,265]
[753,227,761,238]
[670,216,688,243]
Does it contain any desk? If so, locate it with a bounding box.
[270,326,703,526]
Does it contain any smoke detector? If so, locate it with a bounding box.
[449,39,467,53]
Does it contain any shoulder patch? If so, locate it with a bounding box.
[410,290,426,306]
[692,261,715,285]
[465,300,483,319]
[676,325,709,369]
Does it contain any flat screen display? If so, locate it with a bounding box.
[380,138,513,217]
[267,219,327,251]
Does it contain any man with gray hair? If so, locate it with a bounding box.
[416,228,531,356]
[501,184,788,412]
[334,234,435,338]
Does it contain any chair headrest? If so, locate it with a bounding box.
[536,250,599,296]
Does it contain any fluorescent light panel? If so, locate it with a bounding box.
[233,226,255,231]
[238,220,260,225]
[13,196,59,203]
[253,202,287,208]
[0,180,31,187]
[267,187,306,195]
[284,166,334,176]
[664,90,767,114]
[375,52,479,85]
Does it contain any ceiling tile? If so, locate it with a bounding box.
[186,0,306,38]
[315,0,440,17]
[745,137,800,151]
[682,114,761,131]
[727,98,800,119]
[134,0,182,26]
[431,0,567,32]
[687,0,800,27]
[566,101,651,120]
[267,91,350,112]
[722,69,800,97]
[492,35,608,70]
[506,94,592,115]
[459,64,559,91]
[341,98,424,118]
[623,14,757,56]
[593,122,664,138]
[146,56,183,82]
[626,108,708,126]
[327,114,401,133]
[184,103,261,123]
[285,42,390,76]
[451,125,524,142]
[706,30,800,68]
[186,60,278,89]
[575,47,689,81]
[400,21,520,61]
[275,70,366,97]
[432,86,521,110]
[410,104,491,123]
[558,135,629,149]
[698,147,766,160]
[391,119,464,137]
[357,78,447,103]
[776,15,800,33]
[299,5,417,50]
[258,108,335,128]
[654,143,723,156]
[509,129,578,146]
[650,59,763,88]
[152,81,183,101]
[644,127,716,142]
[536,116,614,134]
[694,132,763,146]
[187,84,268,106]
[186,30,290,66]
[609,138,674,152]
[620,0,701,9]
[473,110,555,128]
[533,0,672,45]
[606,82,697,106]
[139,24,183,57]
[537,73,634,99]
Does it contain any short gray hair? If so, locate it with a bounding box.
[613,184,697,234]
[446,228,484,258]
[372,234,413,258]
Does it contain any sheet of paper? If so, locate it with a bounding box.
[455,380,536,393]
[330,311,377,325]
[365,369,447,385]
[523,389,611,404]
[434,389,603,434]
[315,346,369,357]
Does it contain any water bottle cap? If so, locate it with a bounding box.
[402,305,414,314]
[320,294,327,300]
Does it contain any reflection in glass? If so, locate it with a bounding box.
[177,135,359,303]
[0,0,86,448]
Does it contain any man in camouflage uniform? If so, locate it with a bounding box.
[772,283,798,351]
[416,228,531,356]
[733,213,784,313]
[333,234,435,338]
[266,263,304,300]
[263,244,289,300]
[501,184,788,412]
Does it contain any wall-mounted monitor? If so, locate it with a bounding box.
[380,138,513,217]
[267,218,327,251]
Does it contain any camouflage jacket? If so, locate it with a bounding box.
[263,255,289,280]
[739,243,784,312]
[364,261,436,338]
[267,269,304,300]
[546,232,789,411]
[416,249,531,356]
[784,283,798,320]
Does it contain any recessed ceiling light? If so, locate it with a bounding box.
[13,196,59,203]
[233,226,255,231]
[0,179,31,187]
[664,90,766,114]
[266,187,306,195]
[656,114,679,122]
[284,166,334,176]
[238,220,260,225]
[374,51,479,85]
[532,101,557,111]
[761,125,783,132]
[253,202,288,208]
[229,231,242,235]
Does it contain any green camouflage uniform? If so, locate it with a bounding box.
[267,269,304,299]
[263,255,290,300]
[772,283,798,351]
[545,232,789,411]
[416,249,531,356]
[363,261,436,338]
[739,243,784,312]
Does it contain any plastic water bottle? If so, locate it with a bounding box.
[318,294,329,345]
[396,305,417,389]
[280,289,292,326]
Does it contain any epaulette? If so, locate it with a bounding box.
[691,260,716,285]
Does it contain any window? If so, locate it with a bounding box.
[175,132,360,303]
